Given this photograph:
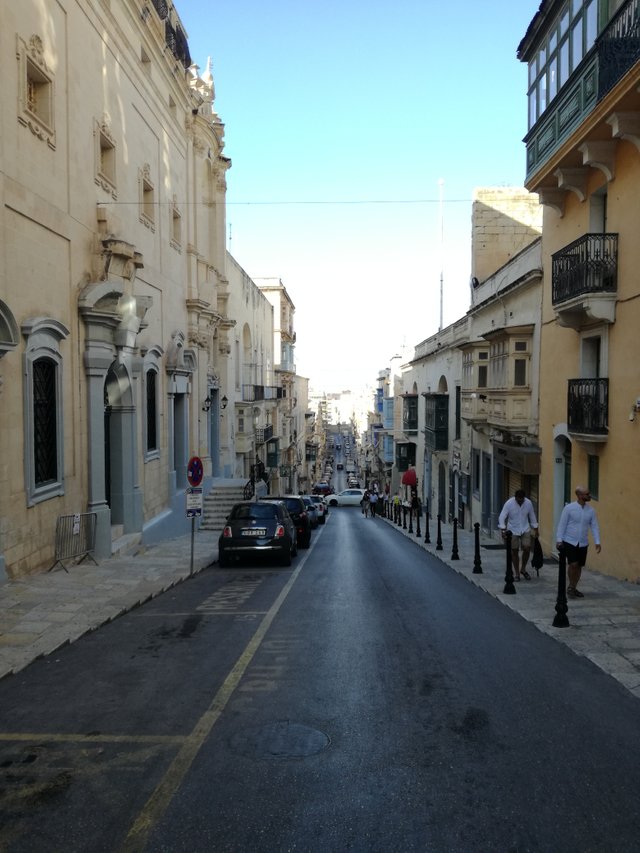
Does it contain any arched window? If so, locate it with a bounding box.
[22,317,69,505]
[142,345,163,459]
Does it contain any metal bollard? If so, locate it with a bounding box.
[473,522,483,574]
[402,505,407,529]
[503,530,516,594]
[408,505,413,533]
[424,499,431,544]
[553,546,570,627]
[416,505,421,537]
[451,517,459,560]
[436,514,443,550]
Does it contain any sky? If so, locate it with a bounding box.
[177,1,537,395]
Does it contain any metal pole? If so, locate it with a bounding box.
[553,546,570,627]
[416,501,422,537]
[503,530,516,594]
[473,522,483,574]
[424,499,431,544]
[190,516,195,575]
[436,514,443,550]
[451,517,459,560]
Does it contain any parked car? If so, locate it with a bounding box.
[307,494,328,524]
[301,496,319,528]
[218,500,297,568]
[336,462,344,470]
[348,478,360,488]
[326,488,366,507]
[313,482,332,496]
[262,495,312,547]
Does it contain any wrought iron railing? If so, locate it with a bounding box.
[551,233,618,305]
[567,378,609,435]
[242,384,265,402]
[255,425,273,444]
[150,0,168,19]
[597,0,640,98]
[164,21,191,69]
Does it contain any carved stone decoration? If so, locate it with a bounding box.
[101,238,144,285]
[537,187,565,216]
[578,140,617,181]
[166,330,186,369]
[607,111,640,154]
[16,33,55,148]
[554,167,588,202]
[27,35,47,69]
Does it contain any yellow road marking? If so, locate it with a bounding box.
[0,733,185,744]
[121,552,311,852]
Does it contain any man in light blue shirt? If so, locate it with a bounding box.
[556,485,601,598]
[498,489,539,580]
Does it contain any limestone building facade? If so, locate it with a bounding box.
[0,0,233,577]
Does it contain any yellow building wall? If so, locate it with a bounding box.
[538,141,640,582]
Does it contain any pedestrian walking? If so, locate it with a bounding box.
[556,485,601,598]
[369,490,378,518]
[362,489,370,517]
[498,488,539,580]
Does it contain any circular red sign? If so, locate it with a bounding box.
[187,456,203,487]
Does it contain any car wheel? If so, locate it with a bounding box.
[301,535,311,549]
[219,552,230,568]
[280,546,292,567]
[329,499,338,507]
[319,517,326,524]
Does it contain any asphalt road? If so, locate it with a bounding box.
[1,504,639,852]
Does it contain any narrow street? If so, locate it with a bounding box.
[1,507,639,852]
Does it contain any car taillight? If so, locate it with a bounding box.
[222,526,232,537]
[275,524,285,538]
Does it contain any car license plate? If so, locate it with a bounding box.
[242,528,266,537]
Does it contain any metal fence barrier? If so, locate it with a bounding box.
[48,512,99,573]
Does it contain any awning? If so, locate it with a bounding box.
[401,468,417,486]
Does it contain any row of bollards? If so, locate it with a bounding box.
[393,508,569,628]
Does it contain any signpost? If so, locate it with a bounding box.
[186,456,204,574]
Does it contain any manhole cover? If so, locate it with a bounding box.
[229,721,330,759]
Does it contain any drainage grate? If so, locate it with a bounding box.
[229,721,330,759]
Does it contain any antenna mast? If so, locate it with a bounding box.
[438,178,444,331]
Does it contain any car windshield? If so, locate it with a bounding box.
[231,504,277,520]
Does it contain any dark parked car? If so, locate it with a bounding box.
[301,496,319,528]
[308,494,328,524]
[218,500,297,567]
[262,495,312,547]
[313,482,332,496]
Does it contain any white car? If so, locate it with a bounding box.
[326,488,365,507]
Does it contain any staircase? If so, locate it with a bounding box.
[201,479,249,533]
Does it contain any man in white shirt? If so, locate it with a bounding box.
[556,485,601,598]
[498,489,539,581]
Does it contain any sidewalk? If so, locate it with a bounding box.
[1,518,639,700]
